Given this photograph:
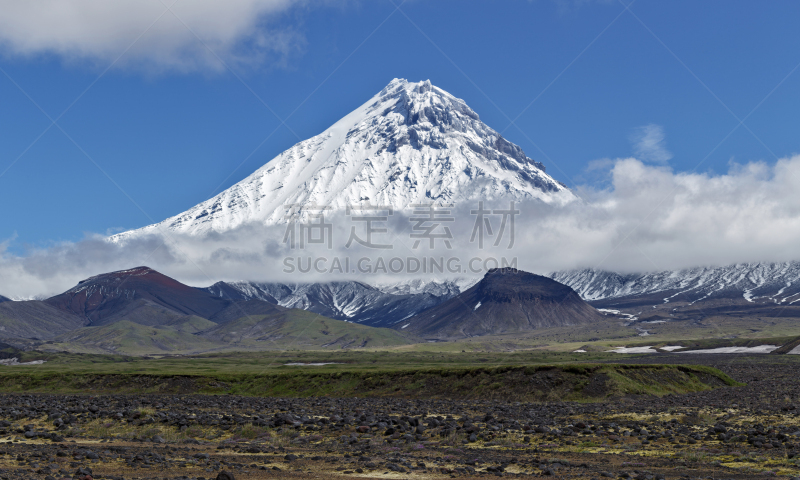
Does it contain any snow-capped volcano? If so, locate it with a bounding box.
[115,78,573,238]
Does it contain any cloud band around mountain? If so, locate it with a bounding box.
[3,154,800,298]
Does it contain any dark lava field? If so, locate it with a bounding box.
[3,358,800,480]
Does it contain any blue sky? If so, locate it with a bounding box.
[2,0,800,250]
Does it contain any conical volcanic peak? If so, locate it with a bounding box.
[397,267,603,340]
[44,266,231,324]
[116,79,574,238]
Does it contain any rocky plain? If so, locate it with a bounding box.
[2,356,800,480]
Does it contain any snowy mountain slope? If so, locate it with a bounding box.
[204,279,457,328]
[550,261,800,306]
[373,277,479,297]
[114,78,573,239]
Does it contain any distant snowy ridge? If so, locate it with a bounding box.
[374,277,479,296]
[113,78,573,240]
[551,261,800,304]
[204,278,462,328]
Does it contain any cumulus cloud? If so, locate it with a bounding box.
[521,155,800,273]
[4,155,800,298]
[0,0,306,71]
[630,124,672,164]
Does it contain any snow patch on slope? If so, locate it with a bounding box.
[679,345,779,354]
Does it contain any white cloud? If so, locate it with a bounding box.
[0,0,306,72]
[5,155,800,297]
[526,155,800,273]
[630,124,672,164]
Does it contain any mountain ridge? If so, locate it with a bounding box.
[15,266,418,354]
[204,279,454,327]
[113,78,573,240]
[0,301,88,341]
[44,266,232,325]
[398,268,604,340]
[550,261,800,305]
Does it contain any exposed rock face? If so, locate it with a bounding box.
[398,268,604,339]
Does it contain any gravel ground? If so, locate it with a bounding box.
[2,357,800,480]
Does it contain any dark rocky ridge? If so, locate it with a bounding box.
[399,268,605,340]
[44,266,232,325]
